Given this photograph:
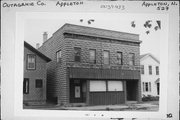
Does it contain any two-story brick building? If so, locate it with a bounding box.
[39,23,142,106]
[24,41,51,105]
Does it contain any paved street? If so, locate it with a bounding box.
[24,101,159,111]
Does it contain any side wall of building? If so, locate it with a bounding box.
[141,56,159,96]
[24,47,47,103]
[39,32,68,105]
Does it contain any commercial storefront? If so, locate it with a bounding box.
[39,23,142,105]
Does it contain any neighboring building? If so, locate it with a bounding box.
[23,41,51,104]
[39,23,142,106]
[140,53,160,97]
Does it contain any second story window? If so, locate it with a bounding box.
[103,50,110,64]
[56,50,61,63]
[27,54,36,70]
[117,52,123,65]
[129,53,135,65]
[156,66,159,75]
[74,47,81,62]
[149,65,152,75]
[89,49,96,64]
[141,65,144,74]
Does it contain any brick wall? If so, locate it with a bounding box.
[39,24,142,105]
[65,37,140,66]
[39,31,68,104]
[66,36,142,103]
[24,47,47,102]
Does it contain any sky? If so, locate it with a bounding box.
[24,13,165,60]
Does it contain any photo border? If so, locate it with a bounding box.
[1,1,179,120]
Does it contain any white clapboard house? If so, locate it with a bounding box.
[140,53,160,97]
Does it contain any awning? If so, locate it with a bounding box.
[155,78,160,83]
[68,67,140,80]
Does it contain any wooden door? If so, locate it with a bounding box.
[70,79,83,103]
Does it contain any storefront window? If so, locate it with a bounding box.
[108,81,123,91]
[90,81,106,91]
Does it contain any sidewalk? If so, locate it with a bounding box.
[24,101,159,111]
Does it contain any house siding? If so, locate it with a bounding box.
[39,31,69,104]
[24,47,47,103]
[140,54,159,97]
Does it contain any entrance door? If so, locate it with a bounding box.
[70,79,84,103]
[75,86,81,98]
[126,81,137,101]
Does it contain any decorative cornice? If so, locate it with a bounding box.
[64,33,140,46]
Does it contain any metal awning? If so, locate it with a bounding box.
[68,67,140,80]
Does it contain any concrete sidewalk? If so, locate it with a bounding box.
[24,101,159,111]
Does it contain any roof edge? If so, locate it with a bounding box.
[24,41,51,62]
[63,31,141,44]
[63,23,140,36]
[140,53,160,63]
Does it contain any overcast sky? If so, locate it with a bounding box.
[24,13,166,60]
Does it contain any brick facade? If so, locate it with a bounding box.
[24,42,51,104]
[39,23,142,105]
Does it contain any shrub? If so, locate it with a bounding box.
[142,95,159,101]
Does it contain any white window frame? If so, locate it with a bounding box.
[107,81,123,91]
[27,54,36,70]
[156,66,159,75]
[117,52,123,65]
[89,49,96,63]
[141,65,144,74]
[90,80,106,92]
[149,65,152,75]
[129,53,135,65]
[103,50,110,64]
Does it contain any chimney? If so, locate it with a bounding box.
[43,32,48,43]
[36,43,40,49]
